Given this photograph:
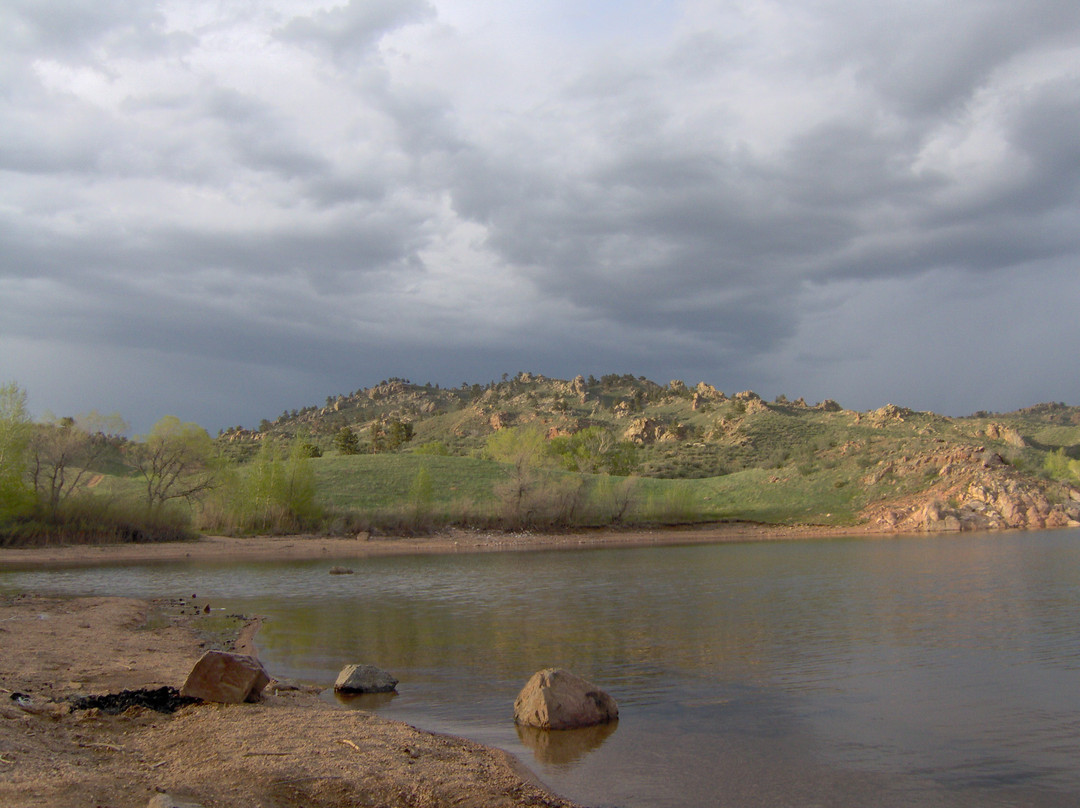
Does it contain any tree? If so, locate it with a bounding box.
[386,420,414,451]
[410,465,434,521]
[334,426,360,455]
[0,383,32,521]
[248,438,319,527]
[132,416,217,512]
[549,426,638,475]
[28,411,126,518]
[485,424,551,522]
[368,421,385,453]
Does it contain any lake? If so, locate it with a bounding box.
[4,530,1080,807]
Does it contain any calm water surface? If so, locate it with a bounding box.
[4,530,1080,807]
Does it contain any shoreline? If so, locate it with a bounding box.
[0,593,583,808]
[0,521,896,569]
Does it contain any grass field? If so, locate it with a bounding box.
[310,454,506,511]
[28,445,948,537]
[305,453,870,528]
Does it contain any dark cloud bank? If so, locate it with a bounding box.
[2,0,1079,432]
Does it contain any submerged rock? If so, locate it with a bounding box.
[513,668,618,730]
[334,664,398,694]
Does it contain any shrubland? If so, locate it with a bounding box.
[3,374,1080,545]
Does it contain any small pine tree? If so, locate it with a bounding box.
[386,420,414,450]
[334,427,360,455]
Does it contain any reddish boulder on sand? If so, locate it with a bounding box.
[180,650,270,703]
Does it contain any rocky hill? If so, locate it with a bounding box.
[220,373,1080,532]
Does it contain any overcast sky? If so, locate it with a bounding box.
[3,0,1079,433]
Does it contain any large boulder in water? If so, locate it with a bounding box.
[513,668,618,730]
[334,664,398,694]
[180,650,269,704]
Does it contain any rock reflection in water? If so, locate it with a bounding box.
[334,690,399,710]
[515,720,618,767]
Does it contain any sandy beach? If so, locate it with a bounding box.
[0,590,586,808]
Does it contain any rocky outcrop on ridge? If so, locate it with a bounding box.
[979,422,1027,447]
[623,417,683,445]
[865,447,1080,532]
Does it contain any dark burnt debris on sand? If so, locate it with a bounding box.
[69,686,199,715]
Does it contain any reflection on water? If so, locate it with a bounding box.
[515,721,618,767]
[332,690,398,710]
[4,530,1080,807]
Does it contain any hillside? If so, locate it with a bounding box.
[219,373,1080,532]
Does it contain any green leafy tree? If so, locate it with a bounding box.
[248,438,319,527]
[132,416,217,512]
[0,383,33,521]
[410,465,434,522]
[1045,448,1080,484]
[334,426,360,455]
[485,423,550,466]
[549,426,638,475]
[485,424,552,522]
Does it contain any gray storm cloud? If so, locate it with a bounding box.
[1,0,1078,431]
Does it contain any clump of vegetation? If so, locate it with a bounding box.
[1044,448,1080,484]
[198,437,320,535]
[0,383,202,546]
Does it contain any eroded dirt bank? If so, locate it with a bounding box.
[0,594,581,808]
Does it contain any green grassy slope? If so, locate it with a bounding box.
[35,373,1080,539]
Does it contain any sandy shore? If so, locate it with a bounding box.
[0,593,583,808]
[0,521,884,569]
